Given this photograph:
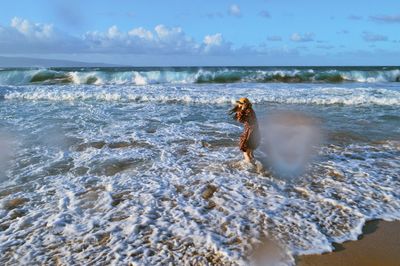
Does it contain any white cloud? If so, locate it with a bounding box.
[155,25,183,40]
[0,17,82,53]
[1,18,228,56]
[107,25,121,39]
[203,33,223,46]
[0,17,330,60]
[202,33,232,55]
[228,4,241,17]
[128,27,153,40]
[0,18,299,59]
[290,32,315,42]
[11,17,54,39]
[83,24,201,54]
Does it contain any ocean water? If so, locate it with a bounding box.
[0,67,399,265]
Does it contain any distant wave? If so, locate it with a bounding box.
[0,67,400,85]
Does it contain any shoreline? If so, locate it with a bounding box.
[296,220,400,266]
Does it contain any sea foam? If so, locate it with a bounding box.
[0,81,399,265]
[2,83,400,106]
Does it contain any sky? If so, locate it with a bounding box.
[0,0,399,66]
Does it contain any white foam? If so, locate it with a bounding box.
[0,84,400,265]
[3,84,400,106]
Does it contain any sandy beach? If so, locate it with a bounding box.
[297,220,400,266]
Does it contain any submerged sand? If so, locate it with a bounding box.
[297,220,400,266]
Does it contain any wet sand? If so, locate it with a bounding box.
[296,220,400,266]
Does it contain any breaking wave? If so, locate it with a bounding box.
[2,84,400,106]
[0,67,400,85]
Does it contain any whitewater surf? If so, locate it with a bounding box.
[0,67,399,265]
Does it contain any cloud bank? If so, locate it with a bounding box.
[0,17,83,53]
[0,17,237,56]
[1,16,398,66]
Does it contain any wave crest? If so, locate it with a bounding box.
[0,67,400,85]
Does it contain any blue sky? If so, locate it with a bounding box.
[0,0,399,65]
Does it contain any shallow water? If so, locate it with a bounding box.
[0,81,399,265]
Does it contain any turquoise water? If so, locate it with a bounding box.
[1,66,400,85]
